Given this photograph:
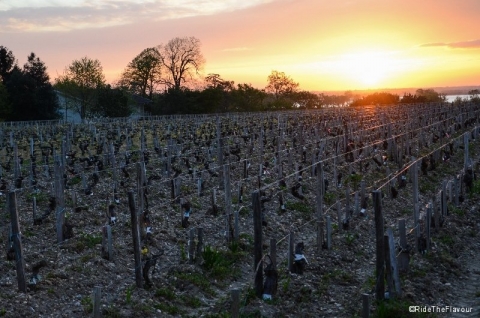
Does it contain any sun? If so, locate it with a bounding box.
[335,51,398,88]
[358,69,385,86]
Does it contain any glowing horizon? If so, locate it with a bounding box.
[1,0,480,92]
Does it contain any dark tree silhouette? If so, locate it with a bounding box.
[119,47,163,99]
[0,46,16,83]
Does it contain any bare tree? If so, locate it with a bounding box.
[161,37,205,90]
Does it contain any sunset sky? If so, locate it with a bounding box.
[1,0,480,91]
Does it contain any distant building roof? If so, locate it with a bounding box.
[131,95,153,106]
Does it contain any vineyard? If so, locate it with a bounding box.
[1,102,480,318]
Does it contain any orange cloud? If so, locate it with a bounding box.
[421,39,480,49]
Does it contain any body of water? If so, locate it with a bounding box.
[445,94,471,103]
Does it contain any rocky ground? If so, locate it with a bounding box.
[0,114,480,318]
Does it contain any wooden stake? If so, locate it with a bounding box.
[32,197,37,224]
[337,201,342,233]
[8,192,26,292]
[188,228,195,263]
[270,238,277,269]
[231,289,240,318]
[362,293,370,318]
[54,159,65,243]
[464,133,469,170]
[128,191,143,288]
[412,161,419,206]
[93,286,101,318]
[326,215,332,250]
[426,203,432,251]
[196,228,204,265]
[252,191,263,298]
[288,231,294,273]
[224,164,232,241]
[373,190,385,301]
[384,228,402,299]
[414,203,420,252]
[397,219,410,272]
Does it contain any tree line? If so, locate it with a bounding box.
[0,47,60,121]
[2,38,479,122]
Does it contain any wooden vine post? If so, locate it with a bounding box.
[102,225,113,261]
[128,191,143,288]
[223,164,233,241]
[288,231,294,273]
[464,133,469,170]
[8,191,26,292]
[316,162,324,252]
[373,190,385,301]
[397,219,410,272]
[412,161,421,252]
[252,191,263,298]
[54,158,66,243]
[217,118,224,188]
[93,286,101,318]
[384,228,402,299]
[231,289,240,318]
[196,228,204,265]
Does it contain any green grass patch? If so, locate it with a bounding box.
[155,288,175,301]
[280,274,291,293]
[190,198,202,210]
[285,201,313,217]
[345,232,357,246]
[323,269,355,285]
[419,180,436,194]
[74,233,102,252]
[153,303,181,315]
[438,234,455,247]
[202,245,241,280]
[201,312,231,318]
[80,253,95,263]
[125,285,134,305]
[180,243,187,262]
[102,304,121,317]
[448,203,464,216]
[468,179,480,199]
[68,176,82,186]
[23,230,34,238]
[243,287,258,306]
[26,191,49,203]
[345,174,362,190]
[81,233,102,248]
[81,295,93,314]
[410,267,427,278]
[132,303,154,315]
[364,275,376,291]
[175,272,215,296]
[324,192,335,205]
[180,295,202,308]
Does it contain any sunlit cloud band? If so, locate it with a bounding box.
[0,0,274,32]
[421,39,480,49]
